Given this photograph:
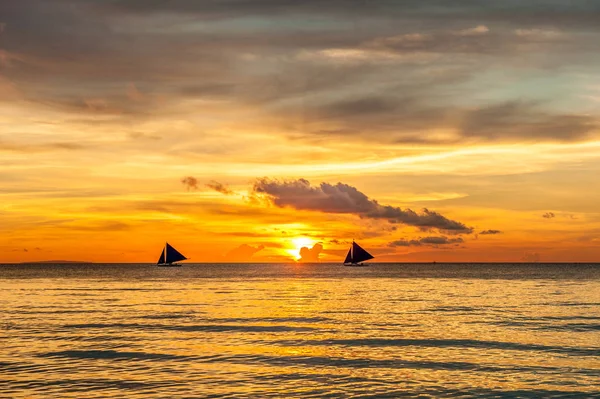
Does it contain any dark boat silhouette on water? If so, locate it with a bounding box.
[157,242,187,267]
[343,240,374,266]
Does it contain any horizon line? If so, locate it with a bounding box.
[3,261,600,265]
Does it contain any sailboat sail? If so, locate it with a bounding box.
[352,242,374,263]
[343,248,352,264]
[157,248,166,264]
[157,242,187,265]
[165,243,187,263]
[344,241,374,264]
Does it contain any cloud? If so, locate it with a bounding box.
[542,212,556,219]
[0,140,85,153]
[181,176,199,191]
[206,180,234,195]
[388,239,422,247]
[420,236,464,245]
[253,178,472,233]
[299,243,323,262]
[389,236,464,247]
[480,229,502,235]
[305,98,597,144]
[329,238,350,245]
[1,0,599,149]
[388,236,464,247]
[97,1,600,31]
[224,244,264,262]
[458,25,490,36]
[126,83,144,102]
[514,28,563,40]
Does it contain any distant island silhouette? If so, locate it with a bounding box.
[17,260,94,264]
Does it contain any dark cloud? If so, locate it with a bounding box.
[329,239,350,245]
[253,178,472,233]
[389,236,464,247]
[420,236,464,245]
[1,0,599,146]
[307,99,597,143]
[388,239,422,247]
[98,1,600,29]
[299,243,323,262]
[181,176,198,191]
[224,244,264,262]
[206,180,234,195]
[480,229,502,235]
[542,212,556,219]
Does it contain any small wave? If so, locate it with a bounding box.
[2,377,181,392]
[39,349,191,361]
[489,320,600,332]
[62,322,316,333]
[275,338,599,357]
[546,302,600,307]
[206,317,330,323]
[208,353,596,374]
[535,315,600,321]
[421,306,481,313]
[138,314,194,320]
[174,324,316,333]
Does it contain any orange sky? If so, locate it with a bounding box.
[2,1,600,263]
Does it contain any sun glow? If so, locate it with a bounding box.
[286,237,316,259]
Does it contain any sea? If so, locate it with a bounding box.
[1,263,599,398]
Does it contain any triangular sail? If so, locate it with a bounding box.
[165,243,187,264]
[157,248,166,265]
[343,241,374,264]
[343,248,352,264]
[352,242,374,263]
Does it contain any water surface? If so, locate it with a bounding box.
[1,263,599,398]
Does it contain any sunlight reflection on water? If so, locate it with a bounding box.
[1,263,599,398]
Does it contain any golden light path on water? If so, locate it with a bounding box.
[1,263,599,398]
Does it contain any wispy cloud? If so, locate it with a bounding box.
[181,176,199,191]
[206,180,234,195]
[480,229,502,235]
[389,236,464,247]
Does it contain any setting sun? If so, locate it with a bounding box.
[287,237,316,259]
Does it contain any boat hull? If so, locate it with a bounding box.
[157,263,182,267]
[343,263,369,267]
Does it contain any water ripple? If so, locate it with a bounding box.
[1,263,599,398]
[283,338,600,357]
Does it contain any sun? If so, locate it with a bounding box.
[286,237,315,259]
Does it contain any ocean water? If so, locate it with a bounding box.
[1,263,599,398]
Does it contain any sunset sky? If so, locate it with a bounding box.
[2,1,600,263]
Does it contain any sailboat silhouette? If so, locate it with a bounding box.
[343,240,374,266]
[157,242,187,267]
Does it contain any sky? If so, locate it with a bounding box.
[2,0,600,263]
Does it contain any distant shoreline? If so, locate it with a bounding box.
[13,260,95,265]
